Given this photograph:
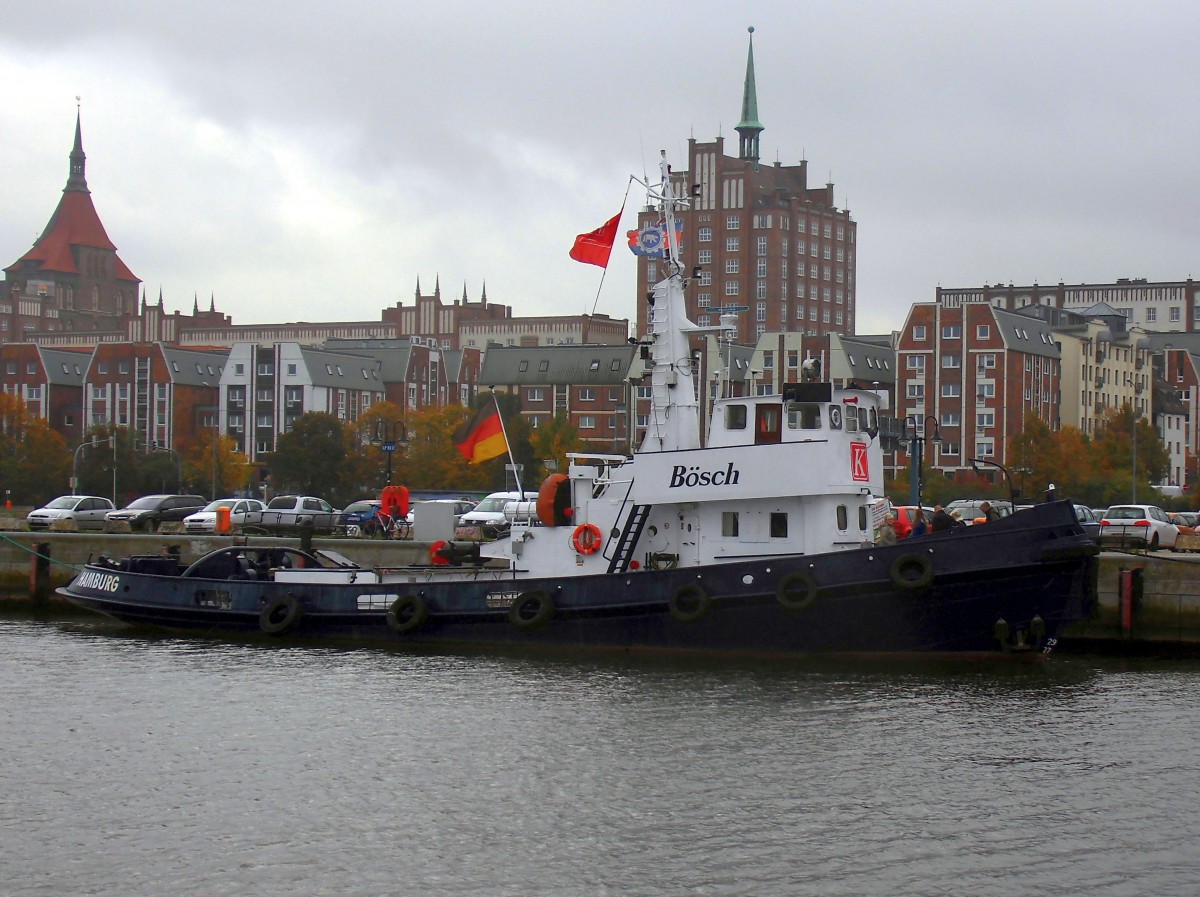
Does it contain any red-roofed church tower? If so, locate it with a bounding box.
[2,109,141,342]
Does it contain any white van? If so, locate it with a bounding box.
[457,491,530,535]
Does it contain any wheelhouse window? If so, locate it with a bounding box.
[722,511,739,537]
[836,505,848,531]
[786,402,821,430]
[770,512,788,538]
[725,404,747,430]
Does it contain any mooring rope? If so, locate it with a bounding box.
[0,530,88,573]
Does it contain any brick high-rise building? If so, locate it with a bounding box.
[634,29,857,347]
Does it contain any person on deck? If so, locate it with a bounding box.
[930,505,954,532]
[980,501,1002,523]
[911,508,929,537]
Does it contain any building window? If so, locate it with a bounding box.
[726,237,740,252]
[1170,307,1181,322]
[579,388,595,401]
[258,363,274,375]
[978,353,996,369]
[699,227,712,242]
[942,383,960,397]
[725,281,740,296]
[725,259,740,274]
[941,354,962,369]
[977,325,990,339]
[942,325,961,339]
[907,355,926,372]
[906,383,925,399]
[977,440,994,457]
[941,412,960,427]
[579,415,596,429]
[698,249,712,264]
[286,363,297,376]
[726,215,740,230]
[1146,308,1157,322]
[977,411,995,428]
[757,236,768,256]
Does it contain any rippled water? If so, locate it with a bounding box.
[2,618,1199,897]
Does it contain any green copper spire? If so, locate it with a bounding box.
[736,26,763,162]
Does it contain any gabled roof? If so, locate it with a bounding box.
[40,348,89,386]
[479,344,638,386]
[298,347,384,388]
[5,111,138,282]
[161,345,228,386]
[993,307,1061,359]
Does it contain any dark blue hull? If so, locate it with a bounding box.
[59,502,1097,657]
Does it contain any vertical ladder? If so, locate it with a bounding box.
[606,504,653,573]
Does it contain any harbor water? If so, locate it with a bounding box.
[2,617,1199,896]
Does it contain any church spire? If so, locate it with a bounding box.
[66,99,90,193]
[735,27,764,163]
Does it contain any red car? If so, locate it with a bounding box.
[890,506,930,539]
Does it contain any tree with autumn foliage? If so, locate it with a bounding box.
[176,431,254,498]
[391,404,499,492]
[0,394,71,504]
[530,412,583,480]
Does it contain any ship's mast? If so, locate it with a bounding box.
[641,152,701,452]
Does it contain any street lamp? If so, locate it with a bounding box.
[970,457,1016,508]
[903,415,942,508]
[371,420,407,486]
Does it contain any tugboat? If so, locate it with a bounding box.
[59,153,1097,656]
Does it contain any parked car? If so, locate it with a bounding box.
[1073,504,1101,541]
[946,499,1013,524]
[339,499,382,534]
[183,498,266,534]
[890,505,936,538]
[1097,504,1180,550]
[105,494,208,532]
[407,499,477,525]
[27,495,115,531]
[243,495,341,533]
[1167,511,1198,536]
[457,491,530,538]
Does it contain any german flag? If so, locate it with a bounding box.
[453,398,508,464]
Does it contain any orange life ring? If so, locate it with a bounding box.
[571,523,602,555]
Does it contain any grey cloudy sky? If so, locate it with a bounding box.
[2,0,1198,335]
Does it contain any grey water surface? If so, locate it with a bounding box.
[2,618,1198,897]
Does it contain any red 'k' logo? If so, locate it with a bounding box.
[850,442,869,481]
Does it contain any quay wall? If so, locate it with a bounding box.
[1061,552,1200,647]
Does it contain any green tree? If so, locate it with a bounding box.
[264,413,349,502]
[1092,404,1169,505]
[178,431,253,498]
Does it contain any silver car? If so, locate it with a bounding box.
[27,495,115,531]
[183,498,267,534]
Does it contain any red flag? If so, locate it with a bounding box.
[569,207,624,268]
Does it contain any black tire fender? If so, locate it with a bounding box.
[387,594,428,634]
[777,570,819,612]
[889,553,934,591]
[668,582,711,623]
[508,591,554,630]
[259,593,304,634]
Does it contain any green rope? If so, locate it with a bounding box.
[0,530,88,573]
